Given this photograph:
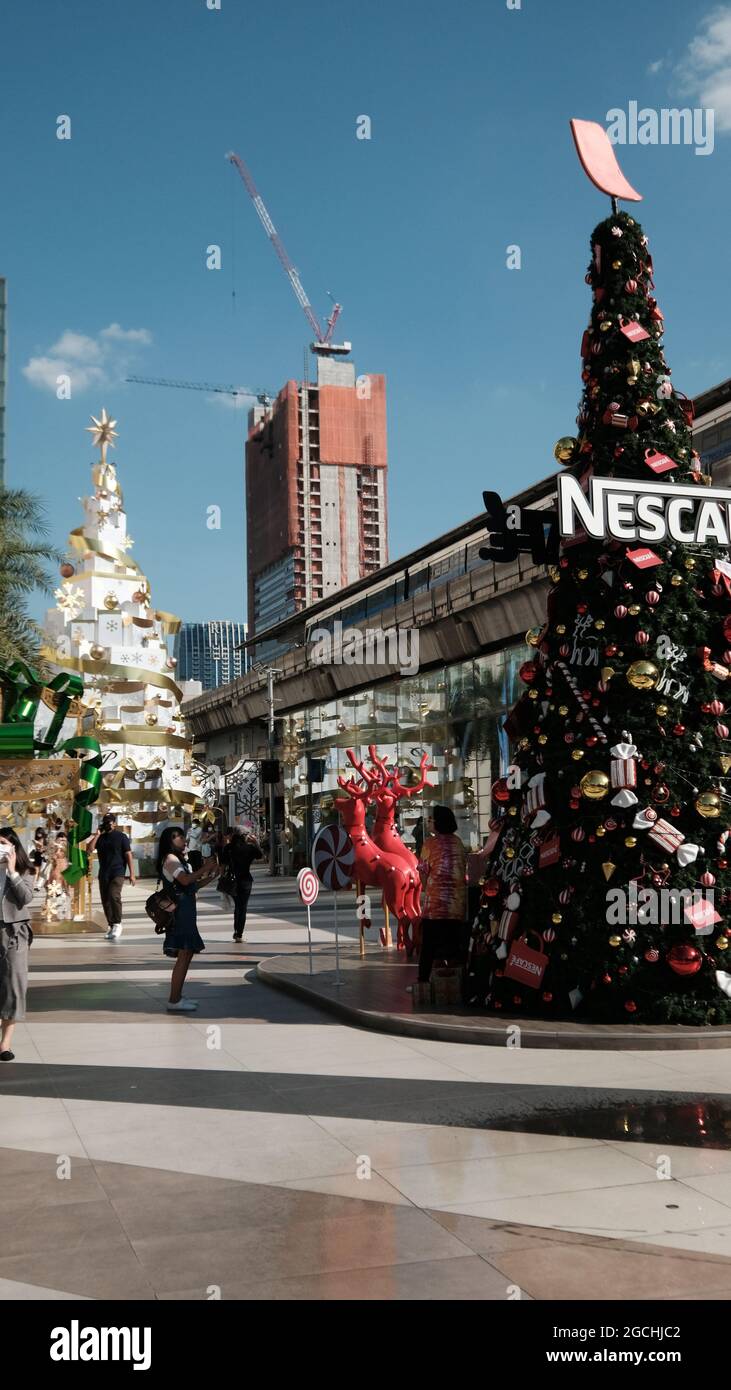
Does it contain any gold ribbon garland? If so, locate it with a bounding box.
[41,649,184,702]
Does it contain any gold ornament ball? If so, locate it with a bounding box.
[528,688,539,700]
[558,705,569,716]
[627,603,640,616]
[626,660,660,690]
[670,572,683,587]
[144,712,158,728]
[655,704,669,717]
[519,737,530,750]
[716,936,729,950]
[612,259,621,270]
[525,626,542,647]
[599,320,612,332]
[548,566,561,583]
[625,835,637,848]
[89,645,105,661]
[571,749,585,761]
[508,805,518,816]
[556,624,566,635]
[684,557,696,571]
[551,912,562,924]
[580,770,610,800]
[577,567,589,580]
[103,592,119,611]
[505,847,515,859]
[554,436,577,464]
[538,734,548,745]
[596,825,606,837]
[609,935,622,947]
[696,790,722,819]
[594,619,605,631]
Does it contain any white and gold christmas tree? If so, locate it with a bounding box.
[43,410,203,857]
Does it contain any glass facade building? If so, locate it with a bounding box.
[276,644,528,874]
[175,621,247,691]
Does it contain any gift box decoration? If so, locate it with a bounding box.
[610,740,638,806]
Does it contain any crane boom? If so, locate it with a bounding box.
[126,375,273,405]
[226,150,343,349]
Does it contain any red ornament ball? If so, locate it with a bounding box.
[492,779,510,804]
[614,604,628,619]
[635,631,650,646]
[710,700,725,716]
[644,947,660,963]
[483,878,501,898]
[645,590,660,605]
[700,871,716,887]
[667,943,702,976]
[519,661,538,685]
[624,1000,638,1014]
[541,992,553,1003]
[672,725,685,737]
[59,561,75,579]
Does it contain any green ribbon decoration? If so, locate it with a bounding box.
[0,662,102,885]
[57,735,103,885]
[0,662,85,757]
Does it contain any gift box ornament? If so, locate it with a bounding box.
[610,740,638,806]
[524,771,550,828]
[684,897,722,935]
[538,831,561,868]
[647,818,685,853]
[504,931,549,989]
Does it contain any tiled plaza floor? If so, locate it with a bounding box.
[3,869,731,1300]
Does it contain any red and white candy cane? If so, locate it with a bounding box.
[718,829,731,858]
[554,661,608,743]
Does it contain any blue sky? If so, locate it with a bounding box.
[1,0,730,627]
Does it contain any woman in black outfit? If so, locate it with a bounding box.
[228,830,263,942]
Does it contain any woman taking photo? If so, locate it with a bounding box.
[0,828,35,1061]
[157,826,218,1013]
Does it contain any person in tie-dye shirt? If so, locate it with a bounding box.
[417,806,467,983]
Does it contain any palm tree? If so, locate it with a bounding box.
[0,487,60,669]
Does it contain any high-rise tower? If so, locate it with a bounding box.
[245,356,388,637]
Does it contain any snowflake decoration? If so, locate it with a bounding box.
[55,584,85,619]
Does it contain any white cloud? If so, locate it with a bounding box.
[682,5,731,131]
[100,323,153,344]
[23,323,152,395]
[647,58,664,75]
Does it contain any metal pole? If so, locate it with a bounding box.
[306,902,313,974]
[333,892,340,986]
[267,667,276,876]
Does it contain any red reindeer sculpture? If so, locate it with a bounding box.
[342,747,435,953]
[335,773,421,953]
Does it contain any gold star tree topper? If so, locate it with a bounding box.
[86,408,119,465]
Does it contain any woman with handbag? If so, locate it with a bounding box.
[0,828,35,1061]
[156,826,218,1013]
[228,829,263,942]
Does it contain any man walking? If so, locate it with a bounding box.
[89,813,135,940]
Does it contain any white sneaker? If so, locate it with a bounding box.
[110,926,123,940]
[166,1000,198,1012]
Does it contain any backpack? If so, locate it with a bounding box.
[145,879,177,934]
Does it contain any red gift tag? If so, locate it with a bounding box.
[538,832,561,868]
[644,449,677,475]
[619,318,650,343]
[684,898,722,934]
[504,931,549,989]
[626,546,662,569]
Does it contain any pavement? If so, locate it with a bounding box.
[3,867,731,1301]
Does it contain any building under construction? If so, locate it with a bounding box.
[246,354,388,644]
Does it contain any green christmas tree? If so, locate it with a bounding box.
[468,210,731,1026]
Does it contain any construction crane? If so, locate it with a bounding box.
[126,375,274,406]
[226,150,351,357]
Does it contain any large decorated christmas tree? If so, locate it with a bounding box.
[43,410,203,858]
[469,200,731,1026]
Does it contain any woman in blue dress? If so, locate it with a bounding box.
[157,826,219,1013]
